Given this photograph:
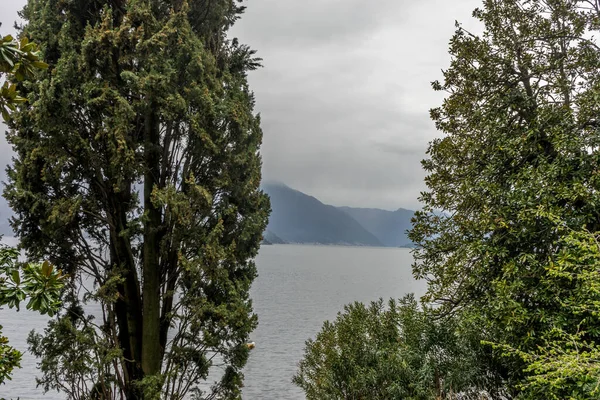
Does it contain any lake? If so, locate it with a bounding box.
[0,244,425,399]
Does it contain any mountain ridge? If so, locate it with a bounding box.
[338,206,414,248]
[262,183,415,248]
[263,183,383,246]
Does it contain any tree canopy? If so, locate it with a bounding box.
[409,0,600,394]
[4,0,269,398]
[294,295,509,400]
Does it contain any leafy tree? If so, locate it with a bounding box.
[0,245,64,386]
[4,0,269,398]
[490,222,600,399]
[409,0,600,393]
[294,295,509,400]
[0,30,58,390]
[0,31,47,121]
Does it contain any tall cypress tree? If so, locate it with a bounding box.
[4,0,269,398]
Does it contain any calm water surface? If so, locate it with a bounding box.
[0,245,425,399]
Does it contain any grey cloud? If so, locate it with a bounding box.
[372,141,429,157]
[253,69,434,210]
[261,141,429,211]
[0,3,24,29]
[231,0,482,210]
[0,0,482,218]
[234,0,412,48]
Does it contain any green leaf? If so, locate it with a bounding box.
[32,60,48,69]
[41,261,52,277]
[10,270,20,286]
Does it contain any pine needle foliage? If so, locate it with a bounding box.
[4,1,270,398]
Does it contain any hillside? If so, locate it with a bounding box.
[338,207,414,247]
[262,183,383,246]
[262,229,287,245]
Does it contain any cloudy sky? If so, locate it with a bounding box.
[0,0,481,212]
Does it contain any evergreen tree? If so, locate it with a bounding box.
[409,0,600,392]
[4,0,269,398]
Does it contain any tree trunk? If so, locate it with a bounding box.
[108,191,144,399]
[142,108,162,376]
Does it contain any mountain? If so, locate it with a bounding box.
[338,207,414,247]
[262,183,383,246]
[262,229,287,245]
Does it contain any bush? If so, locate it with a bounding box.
[294,294,508,400]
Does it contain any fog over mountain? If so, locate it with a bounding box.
[262,183,415,247]
[338,206,414,248]
[263,183,383,246]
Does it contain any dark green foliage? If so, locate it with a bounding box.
[4,0,269,398]
[28,299,122,399]
[294,295,508,400]
[0,245,64,386]
[409,0,600,396]
[0,246,64,316]
[0,332,21,387]
[490,224,600,399]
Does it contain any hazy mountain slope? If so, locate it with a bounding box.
[263,183,383,246]
[338,206,415,247]
[262,229,287,245]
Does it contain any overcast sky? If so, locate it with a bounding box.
[0,0,482,213]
